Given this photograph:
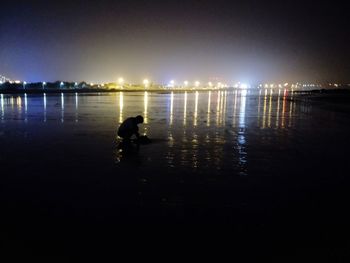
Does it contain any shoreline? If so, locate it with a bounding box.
[1,87,349,95]
[0,88,226,94]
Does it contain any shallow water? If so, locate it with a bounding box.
[1,90,350,257]
[0,90,300,173]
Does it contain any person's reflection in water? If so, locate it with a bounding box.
[115,141,142,165]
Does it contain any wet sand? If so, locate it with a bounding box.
[1,90,350,260]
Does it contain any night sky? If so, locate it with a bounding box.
[1,0,349,84]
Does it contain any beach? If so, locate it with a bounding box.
[1,90,350,260]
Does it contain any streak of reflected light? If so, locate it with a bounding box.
[268,89,272,127]
[10,97,14,109]
[183,92,187,126]
[43,93,47,109]
[61,93,64,123]
[75,92,78,109]
[289,99,293,127]
[258,89,261,126]
[194,91,198,126]
[24,93,27,113]
[216,91,221,126]
[233,90,237,127]
[238,89,247,172]
[144,91,148,124]
[282,89,286,128]
[220,91,224,120]
[262,89,267,128]
[1,94,4,120]
[119,92,124,124]
[75,93,78,122]
[276,89,281,127]
[207,91,211,127]
[222,91,227,125]
[170,92,174,125]
[43,93,47,122]
[16,96,22,109]
[239,89,247,128]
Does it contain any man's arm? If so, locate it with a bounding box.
[134,122,140,138]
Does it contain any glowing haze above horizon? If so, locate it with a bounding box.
[0,0,349,84]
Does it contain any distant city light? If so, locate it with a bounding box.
[118,77,124,85]
[240,83,248,89]
[169,80,175,87]
[2,78,344,91]
[143,79,149,88]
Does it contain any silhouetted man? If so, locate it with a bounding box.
[117,115,144,141]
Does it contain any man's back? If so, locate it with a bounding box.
[118,117,138,138]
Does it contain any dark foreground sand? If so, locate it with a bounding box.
[1,90,350,261]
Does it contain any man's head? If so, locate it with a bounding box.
[135,115,144,124]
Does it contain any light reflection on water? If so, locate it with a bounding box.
[170,92,174,126]
[0,90,299,175]
[183,92,187,126]
[144,91,148,124]
[194,91,198,127]
[43,93,47,122]
[1,94,4,121]
[75,92,79,122]
[207,91,211,127]
[119,92,123,124]
[61,93,64,123]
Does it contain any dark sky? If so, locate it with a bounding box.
[1,0,349,84]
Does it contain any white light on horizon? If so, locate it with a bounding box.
[169,80,175,87]
[118,77,124,85]
[240,83,248,89]
[143,79,149,88]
